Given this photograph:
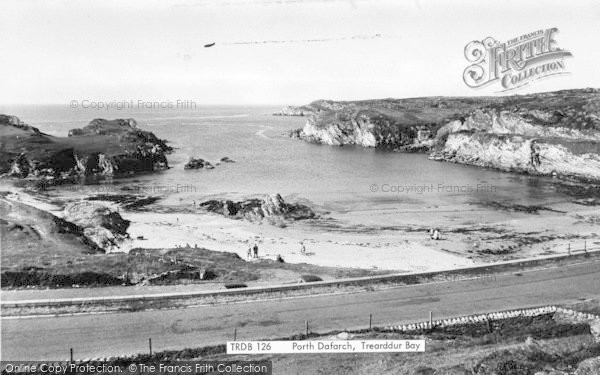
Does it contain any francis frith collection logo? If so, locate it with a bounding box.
[463,27,572,91]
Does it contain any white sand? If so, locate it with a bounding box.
[124,211,473,272]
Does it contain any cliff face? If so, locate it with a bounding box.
[431,109,600,182]
[287,97,500,150]
[0,115,172,184]
[286,89,600,182]
[293,110,440,151]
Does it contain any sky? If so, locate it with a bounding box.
[1,0,599,105]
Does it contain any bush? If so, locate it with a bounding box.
[299,274,323,283]
[496,360,533,375]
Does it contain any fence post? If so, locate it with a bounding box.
[149,338,152,355]
[369,314,372,330]
[429,311,433,325]
[584,241,587,253]
[234,329,237,341]
[305,320,309,336]
[568,243,571,255]
[70,348,73,363]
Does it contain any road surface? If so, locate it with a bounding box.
[2,260,599,360]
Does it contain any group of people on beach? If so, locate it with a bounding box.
[429,228,441,240]
[247,243,259,259]
[245,241,308,260]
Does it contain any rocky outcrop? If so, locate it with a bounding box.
[63,201,131,252]
[219,156,235,163]
[184,157,214,170]
[69,118,171,152]
[0,114,38,131]
[287,97,484,149]
[0,115,172,184]
[273,100,345,116]
[288,89,600,182]
[273,106,311,116]
[86,194,161,210]
[292,109,436,150]
[0,197,103,255]
[199,193,316,222]
[185,156,235,169]
[430,107,600,183]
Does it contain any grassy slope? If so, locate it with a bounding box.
[0,117,172,178]
[0,197,385,289]
[0,124,131,169]
[308,89,600,132]
[1,245,387,289]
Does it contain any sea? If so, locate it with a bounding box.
[0,105,572,214]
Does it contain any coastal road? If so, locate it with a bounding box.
[2,260,600,360]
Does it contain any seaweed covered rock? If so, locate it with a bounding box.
[199,193,316,222]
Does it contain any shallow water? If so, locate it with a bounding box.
[1,105,573,213]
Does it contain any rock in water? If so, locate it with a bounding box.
[184,157,214,170]
[63,201,131,252]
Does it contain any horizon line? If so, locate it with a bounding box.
[1,87,598,108]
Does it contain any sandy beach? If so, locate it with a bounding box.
[4,180,598,276]
[124,210,472,272]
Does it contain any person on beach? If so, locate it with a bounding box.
[253,243,259,258]
[300,242,306,255]
[247,247,252,260]
[530,140,541,169]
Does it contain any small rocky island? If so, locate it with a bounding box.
[0,115,172,184]
[184,157,214,170]
[184,156,235,170]
[285,89,600,183]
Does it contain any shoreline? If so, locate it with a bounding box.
[2,176,599,292]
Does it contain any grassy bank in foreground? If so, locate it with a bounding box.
[0,246,388,289]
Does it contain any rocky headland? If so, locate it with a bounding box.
[286,89,600,182]
[273,101,346,116]
[0,115,172,185]
[430,107,600,183]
